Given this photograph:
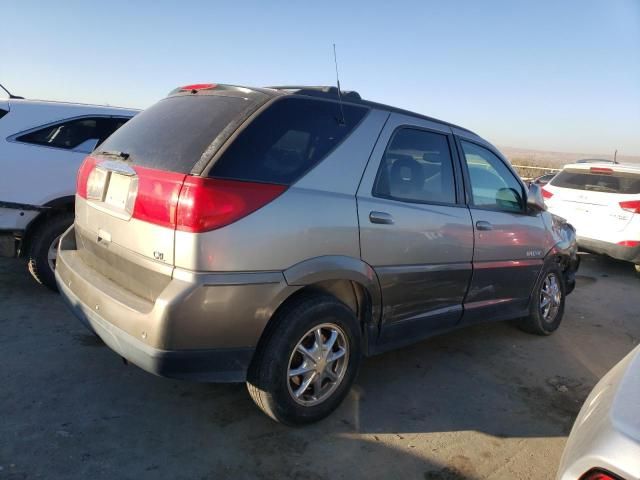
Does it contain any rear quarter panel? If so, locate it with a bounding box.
[174,108,390,272]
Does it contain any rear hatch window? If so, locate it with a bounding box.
[96,94,264,173]
[550,170,640,194]
[209,96,369,184]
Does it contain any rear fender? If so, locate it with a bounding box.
[283,255,383,350]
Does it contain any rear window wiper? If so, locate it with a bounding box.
[95,150,130,160]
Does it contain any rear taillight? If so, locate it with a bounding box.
[76,156,98,198]
[579,468,623,480]
[542,187,553,199]
[619,200,640,214]
[131,167,185,229]
[617,240,640,247]
[128,167,286,232]
[86,167,109,201]
[176,177,287,232]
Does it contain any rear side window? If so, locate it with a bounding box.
[550,170,640,194]
[16,117,114,150]
[373,128,456,204]
[98,95,253,173]
[210,97,368,185]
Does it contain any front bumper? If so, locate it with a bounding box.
[578,237,640,264]
[55,226,294,383]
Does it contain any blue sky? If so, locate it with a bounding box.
[2,0,639,155]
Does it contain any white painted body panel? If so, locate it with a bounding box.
[0,99,137,231]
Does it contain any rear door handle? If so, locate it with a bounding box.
[369,211,394,225]
[476,221,493,231]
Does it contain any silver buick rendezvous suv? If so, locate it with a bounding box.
[56,83,579,424]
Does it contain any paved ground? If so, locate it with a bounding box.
[1,254,639,480]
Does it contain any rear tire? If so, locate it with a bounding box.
[27,213,73,292]
[517,263,566,335]
[246,293,362,425]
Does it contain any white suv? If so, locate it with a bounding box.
[543,162,640,272]
[0,96,137,289]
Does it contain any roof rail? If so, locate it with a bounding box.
[266,85,361,101]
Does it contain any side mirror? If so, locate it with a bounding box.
[73,138,100,154]
[526,183,546,213]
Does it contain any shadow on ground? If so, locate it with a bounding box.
[1,253,638,479]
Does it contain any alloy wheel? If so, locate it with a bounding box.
[287,323,349,407]
[540,273,561,323]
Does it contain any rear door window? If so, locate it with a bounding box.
[373,127,457,204]
[550,170,640,194]
[210,97,369,185]
[97,95,256,173]
[99,117,130,144]
[16,117,104,149]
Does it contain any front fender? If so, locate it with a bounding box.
[542,212,580,294]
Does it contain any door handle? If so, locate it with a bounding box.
[369,211,394,225]
[476,221,493,231]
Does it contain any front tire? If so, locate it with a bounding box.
[27,213,73,291]
[247,293,362,425]
[517,263,566,335]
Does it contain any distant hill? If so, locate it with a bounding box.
[498,146,640,168]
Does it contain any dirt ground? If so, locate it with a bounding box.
[1,254,639,480]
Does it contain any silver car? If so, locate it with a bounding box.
[557,344,640,480]
[56,83,579,424]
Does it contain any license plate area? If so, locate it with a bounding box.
[105,173,132,210]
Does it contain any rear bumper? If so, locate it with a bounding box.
[55,225,295,382]
[57,277,254,382]
[578,237,640,264]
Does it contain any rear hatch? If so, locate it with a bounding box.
[545,166,640,237]
[74,86,271,300]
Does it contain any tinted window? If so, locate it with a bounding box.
[373,128,456,204]
[98,95,252,173]
[550,170,640,194]
[461,141,524,212]
[17,117,103,149]
[211,97,368,184]
[100,117,129,143]
[0,109,8,121]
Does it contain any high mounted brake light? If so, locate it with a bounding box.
[590,167,613,174]
[179,83,217,92]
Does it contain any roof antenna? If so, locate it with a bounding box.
[614,149,618,164]
[0,83,24,99]
[333,43,346,126]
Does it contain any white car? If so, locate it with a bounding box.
[0,95,137,289]
[557,344,640,480]
[543,162,640,273]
